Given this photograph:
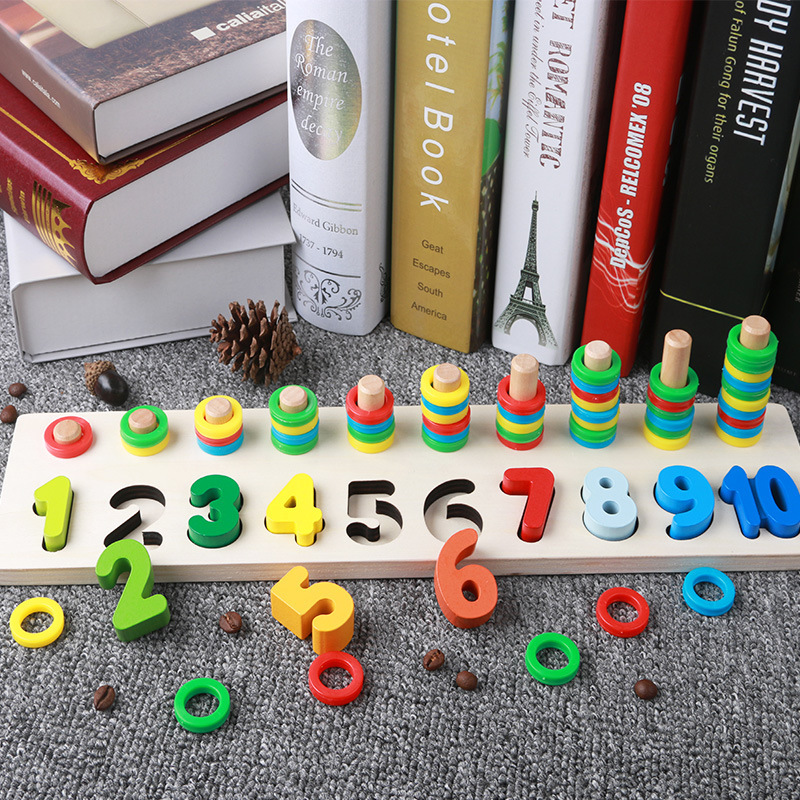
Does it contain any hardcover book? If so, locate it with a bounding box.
[0,74,289,283]
[651,0,800,394]
[0,0,286,162]
[390,0,512,353]
[490,0,622,364]
[580,0,693,376]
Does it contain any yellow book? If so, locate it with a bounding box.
[390,0,510,352]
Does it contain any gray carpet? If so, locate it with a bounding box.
[1,216,800,800]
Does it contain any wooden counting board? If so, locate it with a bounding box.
[1,401,800,585]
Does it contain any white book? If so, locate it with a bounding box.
[5,192,295,363]
[491,0,620,363]
[286,0,392,335]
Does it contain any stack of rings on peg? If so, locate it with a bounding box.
[716,315,778,447]
[420,363,471,452]
[194,395,243,455]
[120,405,169,456]
[269,385,319,455]
[496,353,546,450]
[44,416,93,458]
[569,340,621,448]
[644,330,699,450]
[346,375,395,453]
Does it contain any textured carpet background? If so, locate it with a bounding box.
[1,217,800,800]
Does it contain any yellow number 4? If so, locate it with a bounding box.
[265,473,323,547]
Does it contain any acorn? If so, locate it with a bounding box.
[84,360,129,407]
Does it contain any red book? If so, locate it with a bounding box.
[580,0,692,375]
[0,74,288,283]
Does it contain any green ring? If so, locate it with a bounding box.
[525,632,580,686]
[725,324,778,373]
[645,399,694,422]
[571,345,622,387]
[347,419,396,444]
[644,413,692,440]
[268,386,319,428]
[648,363,699,405]
[120,406,169,448]
[270,431,318,455]
[569,413,617,444]
[719,376,770,403]
[495,420,543,444]
[421,426,468,452]
[174,678,230,733]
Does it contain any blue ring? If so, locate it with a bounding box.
[569,427,615,449]
[570,370,620,396]
[420,393,469,416]
[682,567,735,616]
[420,423,470,444]
[496,402,545,425]
[570,400,620,424]
[270,421,320,446]
[720,376,770,403]
[721,366,772,395]
[196,431,243,456]
[346,413,395,435]
[646,406,695,433]
[716,392,765,421]
[715,414,763,439]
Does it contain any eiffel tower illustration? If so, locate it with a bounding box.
[494,196,557,348]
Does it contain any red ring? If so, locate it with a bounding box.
[194,424,244,446]
[43,416,93,458]
[496,428,543,450]
[308,651,364,706]
[570,380,620,405]
[422,406,471,436]
[716,406,766,430]
[596,587,649,638]
[647,386,696,413]
[345,386,394,426]
[496,375,546,415]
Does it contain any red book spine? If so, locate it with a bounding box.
[580,0,692,375]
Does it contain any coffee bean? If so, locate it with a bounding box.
[93,685,116,711]
[456,670,478,691]
[423,648,445,671]
[219,611,243,634]
[634,679,658,700]
[8,383,26,398]
[0,405,18,424]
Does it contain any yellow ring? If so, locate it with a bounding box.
[194,396,244,439]
[420,365,470,407]
[715,423,762,448]
[121,431,171,457]
[271,414,318,436]
[724,355,773,383]
[573,409,620,432]
[9,597,64,648]
[495,411,544,435]
[347,431,394,453]
[571,389,620,413]
[421,404,469,425]
[643,424,691,451]
[719,386,770,413]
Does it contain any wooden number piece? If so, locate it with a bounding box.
[270,565,354,654]
[434,527,498,629]
[265,473,323,547]
[95,539,170,642]
[721,465,800,539]
[188,474,243,548]
[581,467,638,541]
[33,476,73,552]
[501,467,555,542]
[654,465,714,539]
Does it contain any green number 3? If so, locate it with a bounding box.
[188,474,243,548]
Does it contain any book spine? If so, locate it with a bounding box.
[390,0,511,353]
[286,0,392,335]
[490,0,620,364]
[580,0,692,376]
[651,0,800,395]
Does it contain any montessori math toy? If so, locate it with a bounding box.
[2,319,800,585]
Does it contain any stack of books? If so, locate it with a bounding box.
[0,0,291,362]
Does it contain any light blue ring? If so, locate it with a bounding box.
[420,393,469,416]
[271,421,320,446]
[721,366,772,394]
[196,432,243,456]
[570,400,620,424]
[570,370,620,396]
[682,567,735,616]
[496,402,545,425]
[346,413,395,435]
[646,406,695,433]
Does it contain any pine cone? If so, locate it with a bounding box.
[210,300,301,386]
[84,360,114,395]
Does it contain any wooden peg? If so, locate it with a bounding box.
[357,375,385,411]
[583,340,612,372]
[509,354,539,402]
[740,315,771,350]
[205,396,233,425]
[52,418,82,445]
[660,329,692,389]
[279,385,307,414]
[129,408,158,435]
[433,363,461,393]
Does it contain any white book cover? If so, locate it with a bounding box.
[286,0,392,335]
[491,0,620,364]
[6,192,295,363]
